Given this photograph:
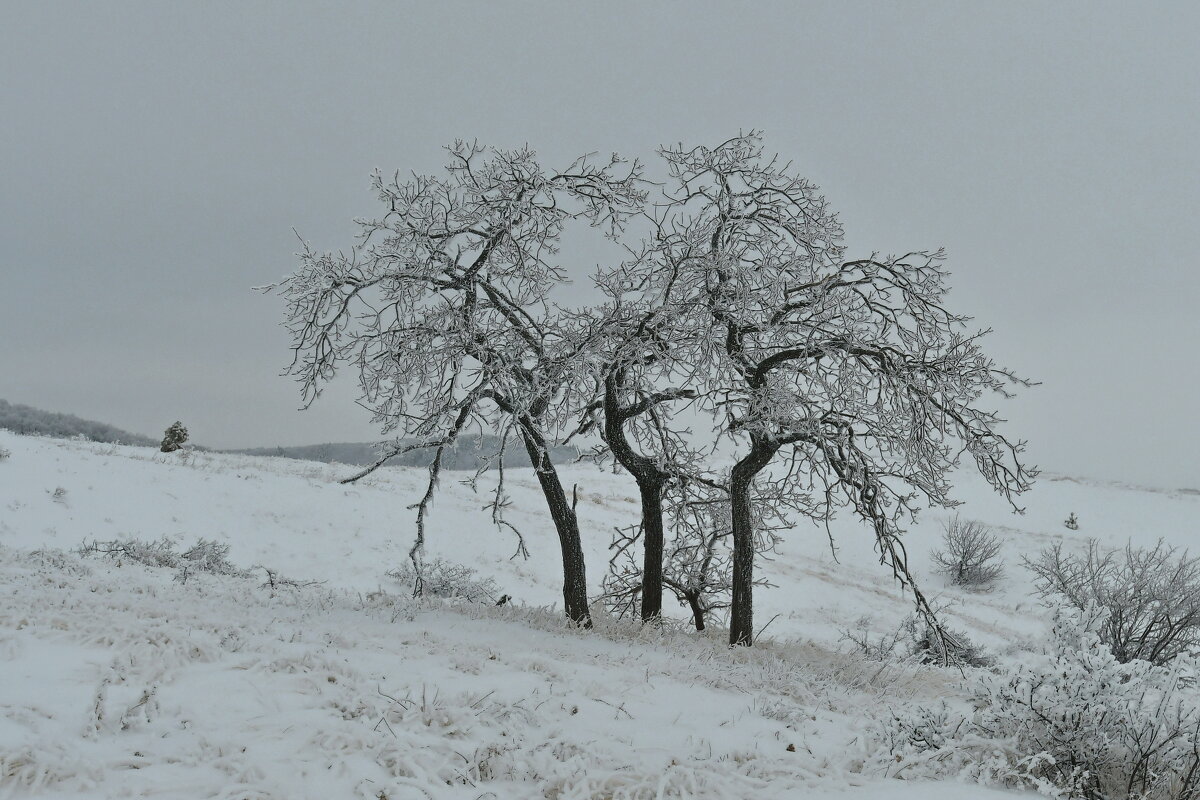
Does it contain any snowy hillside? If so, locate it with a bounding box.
[2,429,1198,798]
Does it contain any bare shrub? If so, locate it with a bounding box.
[600,481,787,632]
[176,539,243,582]
[0,446,10,461]
[1026,539,1200,665]
[841,616,912,663]
[254,566,322,592]
[81,537,180,569]
[843,614,991,668]
[908,621,992,668]
[387,558,499,603]
[79,537,246,581]
[930,516,1003,589]
[876,605,1200,799]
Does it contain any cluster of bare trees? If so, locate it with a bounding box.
[266,133,1034,647]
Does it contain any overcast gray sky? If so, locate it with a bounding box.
[3,1,1198,487]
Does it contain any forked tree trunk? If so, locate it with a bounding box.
[520,429,591,627]
[728,440,777,646]
[602,373,669,623]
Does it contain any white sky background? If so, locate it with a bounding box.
[2,1,1197,488]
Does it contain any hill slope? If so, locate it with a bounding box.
[2,430,1197,797]
[232,436,579,470]
[0,398,157,447]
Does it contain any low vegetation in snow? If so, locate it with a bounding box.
[875,606,1200,799]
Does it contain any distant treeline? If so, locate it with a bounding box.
[0,398,576,470]
[0,398,157,446]
[235,437,580,470]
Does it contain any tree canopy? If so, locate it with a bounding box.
[268,133,1035,647]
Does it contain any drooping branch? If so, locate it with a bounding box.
[609,132,1036,645]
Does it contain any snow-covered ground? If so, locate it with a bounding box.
[2,429,1197,798]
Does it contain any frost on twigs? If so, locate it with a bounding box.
[930,516,1004,590]
[872,605,1200,799]
[842,614,991,669]
[590,132,1036,645]
[1026,538,1200,665]
[80,536,178,569]
[265,142,648,628]
[599,482,779,632]
[387,558,500,604]
[253,565,323,592]
[79,537,248,582]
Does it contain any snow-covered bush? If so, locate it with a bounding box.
[26,548,93,576]
[843,614,991,668]
[387,558,499,603]
[930,516,1003,589]
[909,621,992,668]
[176,539,243,581]
[0,446,10,461]
[79,537,246,581]
[81,537,179,569]
[875,605,1200,799]
[1026,539,1200,665]
[841,616,911,663]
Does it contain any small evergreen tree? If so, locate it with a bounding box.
[160,421,188,453]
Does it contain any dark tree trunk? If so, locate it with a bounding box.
[603,372,669,623]
[638,479,666,620]
[729,439,777,647]
[686,593,706,631]
[519,429,591,628]
[728,465,756,646]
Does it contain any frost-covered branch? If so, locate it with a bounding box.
[266,141,647,626]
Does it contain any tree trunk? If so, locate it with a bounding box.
[728,465,756,646]
[686,592,706,631]
[729,440,777,647]
[638,479,666,621]
[602,372,669,624]
[519,430,591,628]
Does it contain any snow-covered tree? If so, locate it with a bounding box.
[267,133,1031,645]
[931,516,1004,588]
[613,133,1035,646]
[160,421,188,453]
[265,141,645,626]
[566,301,708,622]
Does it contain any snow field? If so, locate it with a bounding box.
[1,544,982,799]
[3,429,1199,797]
